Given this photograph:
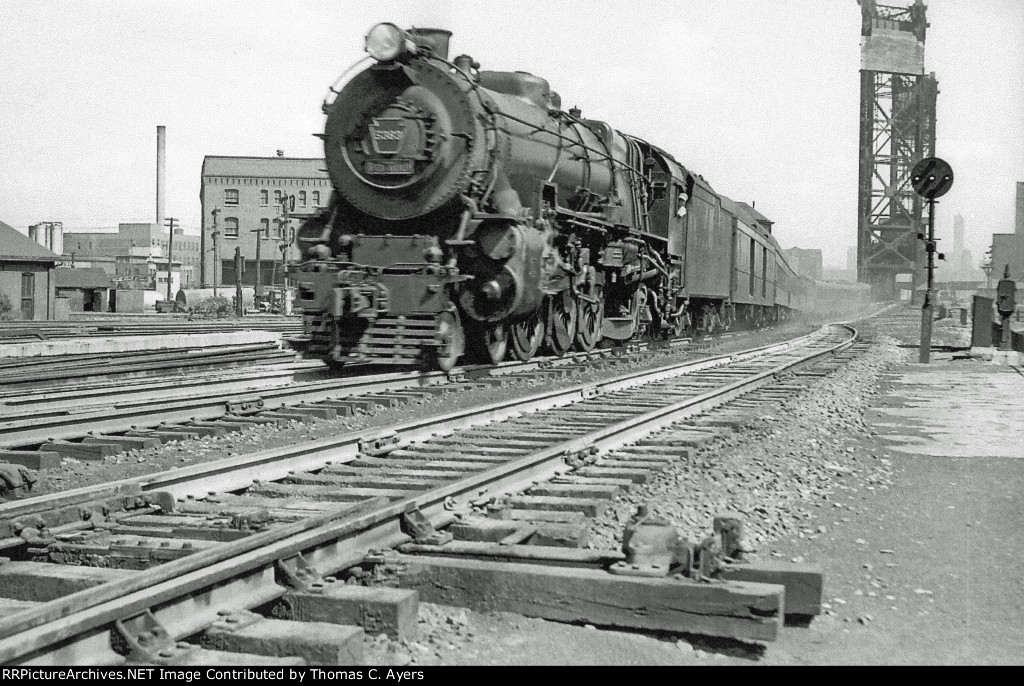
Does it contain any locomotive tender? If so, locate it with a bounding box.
[290,24,814,371]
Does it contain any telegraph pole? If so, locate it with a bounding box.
[211,209,221,298]
[234,246,244,317]
[280,240,290,313]
[280,195,295,314]
[253,224,262,307]
[164,217,178,302]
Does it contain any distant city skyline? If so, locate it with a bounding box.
[1,0,1021,270]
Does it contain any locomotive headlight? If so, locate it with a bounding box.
[365,23,411,62]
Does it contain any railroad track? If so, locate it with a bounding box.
[0,343,299,392]
[0,317,304,344]
[0,328,741,466]
[0,323,860,665]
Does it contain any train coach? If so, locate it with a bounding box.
[288,23,845,371]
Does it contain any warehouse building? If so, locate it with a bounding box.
[0,221,58,321]
[54,267,112,313]
[199,155,330,287]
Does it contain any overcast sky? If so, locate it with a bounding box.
[1,0,1021,268]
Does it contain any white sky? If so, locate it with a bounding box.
[1,0,1021,269]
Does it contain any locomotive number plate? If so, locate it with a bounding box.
[364,159,414,175]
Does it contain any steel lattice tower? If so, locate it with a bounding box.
[857,0,938,299]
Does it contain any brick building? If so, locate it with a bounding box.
[0,221,58,320]
[199,156,330,288]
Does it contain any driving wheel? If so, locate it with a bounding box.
[509,312,543,361]
[546,291,577,357]
[432,310,465,372]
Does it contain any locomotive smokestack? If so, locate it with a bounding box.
[409,28,452,60]
[156,125,166,231]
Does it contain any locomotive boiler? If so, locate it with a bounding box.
[289,23,819,371]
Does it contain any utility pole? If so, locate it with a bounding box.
[164,217,178,302]
[279,238,292,314]
[234,246,244,317]
[211,209,221,298]
[253,224,263,308]
[269,232,279,312]
[279,194,294,315]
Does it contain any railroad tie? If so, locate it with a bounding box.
[201,610,364,666]
[0,449,62,470]
[42,439,121,461]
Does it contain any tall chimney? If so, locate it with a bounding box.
[156,126,166,232]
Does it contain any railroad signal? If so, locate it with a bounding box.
[997,266,1016,351]
[910,157,954,199]
[911,156,954,364]
[997,266,1016,316]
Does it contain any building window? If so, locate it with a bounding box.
[273,220,283,239]
[260,190,269,206]
[749,237,756,296]
[260,218,270,238]
[274,190,283,206]
[224,217,239,239]
[224,189,239,206]
[20,273,35,320]
[312,191,321,207]
[762,248,768,298]
[299,191,307,206]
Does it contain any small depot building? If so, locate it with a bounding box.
[0,220,58,321]
[55,267,113,313]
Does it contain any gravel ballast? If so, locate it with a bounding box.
[586,332,905,553]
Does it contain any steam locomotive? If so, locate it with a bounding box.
[289,24,843,371]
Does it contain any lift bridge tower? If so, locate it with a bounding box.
[857,0,938,300]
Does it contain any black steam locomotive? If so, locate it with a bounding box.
[289,24,831,371]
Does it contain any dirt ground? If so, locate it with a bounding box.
[375,446,1023,666]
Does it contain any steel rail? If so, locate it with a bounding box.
[0,365,457,448]
[0,325,854,663]
[0,326,706,447]
[0,367,309,416]
[0,328,816,522]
